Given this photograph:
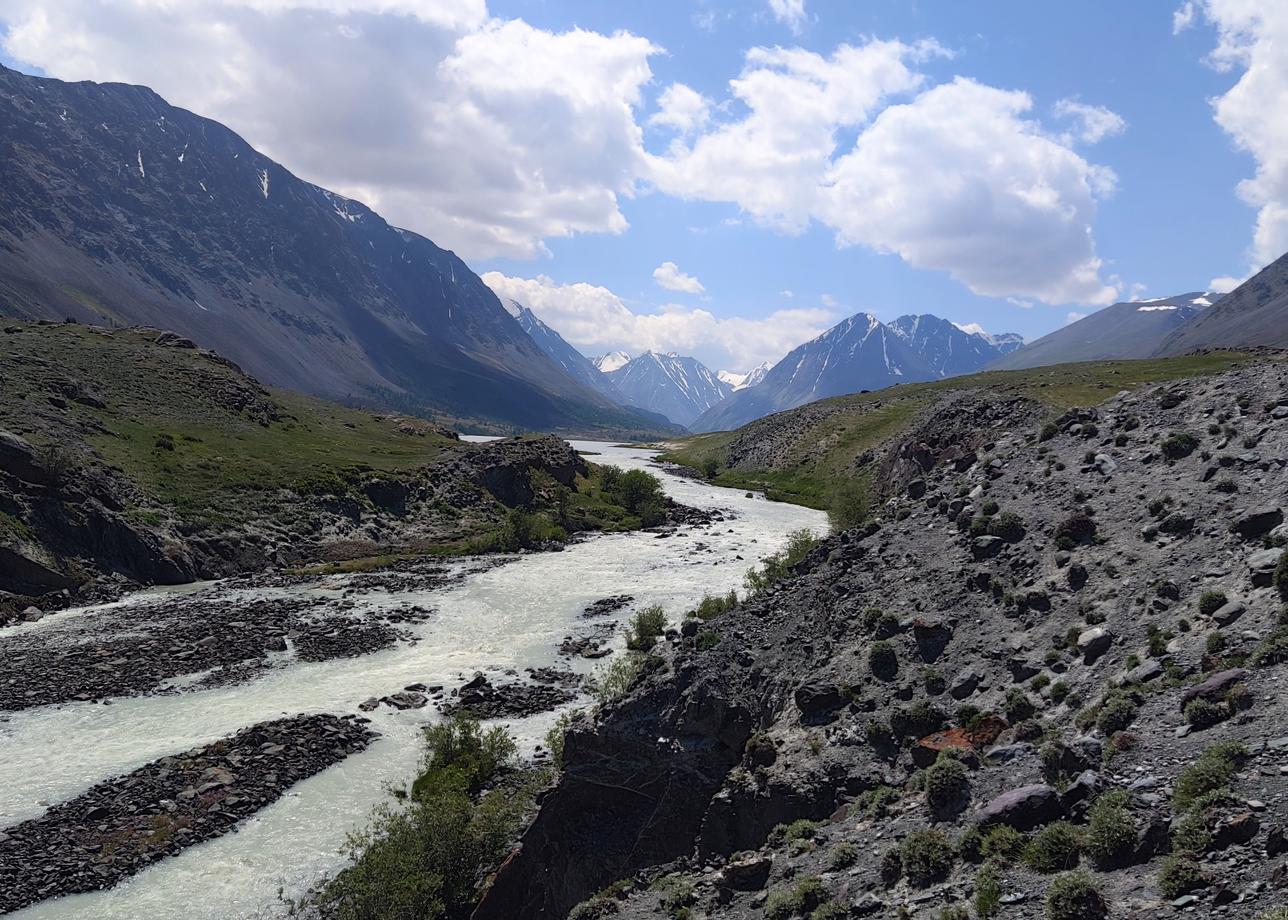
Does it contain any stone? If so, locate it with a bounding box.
[1124,659,1163,685]
[718,854,771,891]
[383,690,428,710]
[20,606,44,622]
[1213,811,1260,849]
[1231,506,1283,540]
[1060,770,1102,810]
[971,536,1004,560]
[976,784,1063,830]
[1180,668,1249,711]
[1211,601,1246,626]
[358,697,379,712]
[1077,627,1113,663]
[949,669,982,700]
[794,681,844,717]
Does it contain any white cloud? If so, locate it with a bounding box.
[652,260,705,293]
[1065,311,1088,324]
[768,0,808,34]
[482,272,834,369]
[953,322,988,336]
[1053,99,1127,144]
[821,78,1120,305]
[1209,274,1245,293]
[0,0,658,260]
[650,83,711,133]
[1189,1,1288,270]
[1174,1,1198,33]
[649,43,1119,306]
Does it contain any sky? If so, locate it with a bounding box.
[0,0,1284,373]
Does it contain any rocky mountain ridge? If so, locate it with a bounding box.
[607,351,735,428]
[479,356,1288,920]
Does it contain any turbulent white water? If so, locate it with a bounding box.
[1,443,825,920]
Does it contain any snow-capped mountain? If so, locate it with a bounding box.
[594,351,631,374]
[606,351,733,427]
[691,311,1023,432]
[1157,256,1288,353]
[718,361,772,391]
[993,292,1219,371]
[505,300,627,403]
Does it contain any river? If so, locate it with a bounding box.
[1,442,826,919]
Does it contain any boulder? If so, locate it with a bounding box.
[717,854,772,891]
[1077,627,1113,664]
[1211,601,1246,627]
[971,536,1003,560]
[383,690,428,710]
[976,784,1063,830]
[949,669,982,700]
[1231,506,1283,540]
[1180,668,1249,711]
[794,681,844,717]
[1124,659,1163,685]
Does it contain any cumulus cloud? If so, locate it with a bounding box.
[482,272,834,369]
[1053,99,1127,144]
[953,322,988,336]
[0,0,658,259]
[1189,1,1288,270]
[1065,311,1088,324]
[650,83,711,133]
[652,261,705,293]
[1174,1,1198,33]
[649,44,1120,306]
[768,0,808,34]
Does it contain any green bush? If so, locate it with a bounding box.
[689,590,738,621]
[1096,692,1139,735]
[988,511,1026,542]
[1083,790,1135,865]
[764,877,826,920]
[1023,821,1082,873]
[1045,871,1107,920]
[810,902,848,920]
[744,529,820,595]
[769,818,819,846]
[1174,742,1247,811]
[827,479,868,533]
[317,716,527,919]
[925,755,970,816]
[975,863,1003,919]
[979,825,1025,864]
[923,667,947,695]
[1160,431,1199,460]
[1275,548,1288,600]
[892,701,947,738]
[624,604,667,651]
[828,842,860,870]
[899,828,955,886]
[1198,590,1228,616]
[1053,512,1096,546]
[1256,908,1288,920]
[1184,697,1227,729]
[544,709,580,770]
[1157,855,1206,898]
[591,653,645,707]
[1251,626,1288,667]
[1004,688,1036,723]
[869,640,898,677]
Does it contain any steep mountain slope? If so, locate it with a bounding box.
[0,65,660,434]
[718,362,772,391]
[504,300,625,403]
[994,292,1216,370]
[480,355,1288,920]
[607,352,733,427]
[1158,250,1288,354]
[691,312,1022,432]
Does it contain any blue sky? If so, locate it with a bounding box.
[1,1,1281,371]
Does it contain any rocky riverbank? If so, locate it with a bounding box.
[476,359,1288,919]
[0,714,375,914]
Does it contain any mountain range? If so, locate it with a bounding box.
[718,362,771,391]
[0,64,665,435]
[1156,251,1288,354]
[604,352,733,427]
[691,312,1024,432]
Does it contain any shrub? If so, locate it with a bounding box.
[695,629,720,651]
[1023,821,1082,873]
[1157,855,1206,898]
[1256,909,1288,920]
[865,720,895,748]
[1174,741,1247,811]
[869,640,898,678]
[1184,697,1227,729]
[982,499,1000,516]
[938,908,970,920]
[764,877,826,920]
[544,709,580,769]
[899,828,954,886]
[1096,692,1139,735]
[979,825,1026,863]
[689,590,738,621]
[501,507,539,550]
[1053,512,1097,546]
[827,479,868,533]
[892,701,947,738]
[745,529,820,594]
[1160,431,1199,460]
[925,755,970,816]
[1083,790,1135,865]
[770,819,819,846]
[624,605,667,651]
[1198,590,1228,616]
[1049,681,1071,704]
[1251,626,1288,666]
[1005,688,1036,723]
[1045,872,1107,920]
[318,716,526,919]
[591,653,645,706]
[923,667,947,695]
[810,902,848,920]
[828,842,860,870]
[975,863,1003,919]
[1275,547,1288,600]
[989,511,1026,542]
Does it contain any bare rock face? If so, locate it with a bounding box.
[976,784,1064,831]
